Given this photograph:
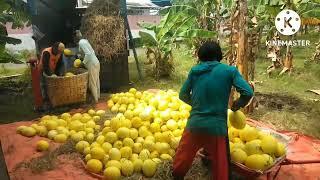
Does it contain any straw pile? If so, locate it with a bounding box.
[122,158,210,180]
[81,0,126,61]
[13,140,77,173]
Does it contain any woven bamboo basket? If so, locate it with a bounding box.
[44,69,88,107]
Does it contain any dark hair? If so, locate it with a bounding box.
[52,42,61,55]
[197,41,223,62]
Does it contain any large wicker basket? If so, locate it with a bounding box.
[44,69,88,107]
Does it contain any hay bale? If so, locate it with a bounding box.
[81,0,126,61]
[84,0,120,17]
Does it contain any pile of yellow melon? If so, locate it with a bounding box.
[16,110,106,149]
[16,89,190,179]
[16,87,286,178]
[78,89,190,179]
[227,110,286,171]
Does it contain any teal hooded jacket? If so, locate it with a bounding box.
[179,61,254,136]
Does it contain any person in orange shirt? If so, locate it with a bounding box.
[39,42,65,109]
[40,42,65,76]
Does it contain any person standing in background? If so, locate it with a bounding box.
[75,30,100,103]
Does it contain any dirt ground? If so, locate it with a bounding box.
[250,92,320,138]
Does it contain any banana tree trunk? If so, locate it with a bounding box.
[236,0,249,81]
[229,0,251,113]
[248,38,255,81]
[216,4,222,42]
[267,32,282,75]
[312,41,320,63]
[154,49,174,79]
[304,25,308,34]
[280,36,294,75]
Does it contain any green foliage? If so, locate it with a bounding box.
[137,4,216,78]
[0,0,30,64]
[139,5,216,49]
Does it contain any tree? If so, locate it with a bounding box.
[139,5,216,79]
[258,0,320,75]
[0,0,30,64]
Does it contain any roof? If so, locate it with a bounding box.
[150,0,172,6]
[127,0,158,7]
[76,0,170,8]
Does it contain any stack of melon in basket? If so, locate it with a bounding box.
[228,110,287,172]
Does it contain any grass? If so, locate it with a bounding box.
[129,48,196,91]
[0,64,27,77]
[129,31,320,138]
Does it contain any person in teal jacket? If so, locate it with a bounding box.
[173,41,254,180]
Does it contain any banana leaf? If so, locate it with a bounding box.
[139,31,158,47]
[0,50,24,64]
[300,9,320,18]
[138,22,157,31]
[0,1,10,12]
[0,14,15,24]
[177,29,216,39]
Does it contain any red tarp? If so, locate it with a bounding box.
[0,104,320,180]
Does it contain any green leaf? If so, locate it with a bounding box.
[0,1,10,12]
[157,12,183,41]
[265,6,282,17]
[174,16,197,35]
[139,31,158,47]
[300,9,320,18]
[168,5,199,15]
[222,0,233,8]
[267,0,285,6]
[177,29,216,39]
[0,14,15,24]
[138,22,157,31]
[0,50,24,64]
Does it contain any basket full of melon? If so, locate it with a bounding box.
[199,109,289,176]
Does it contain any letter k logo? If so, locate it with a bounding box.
[284,17,292,28]
[275,9,301,36]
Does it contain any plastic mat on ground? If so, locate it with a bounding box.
[0,104,319,180]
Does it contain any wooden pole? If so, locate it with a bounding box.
[120,0,143,80]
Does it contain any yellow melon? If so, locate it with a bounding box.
[36,140,49,151]
[261,135,278,155]
[142,159,157,177]
[121,160,134,177]
[245,154,268,171]
[109,148,121,161]
[86,159,103,173]
[228,110,246,129]
[245,140,263,155]
[91,147,105,160]
[275,142,286,157]
[231,148,247,163]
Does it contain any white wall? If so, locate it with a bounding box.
[5,34,36,52]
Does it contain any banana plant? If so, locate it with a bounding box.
[0,0,30,64]
[268,0,320,74]
[138,5,216,79]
